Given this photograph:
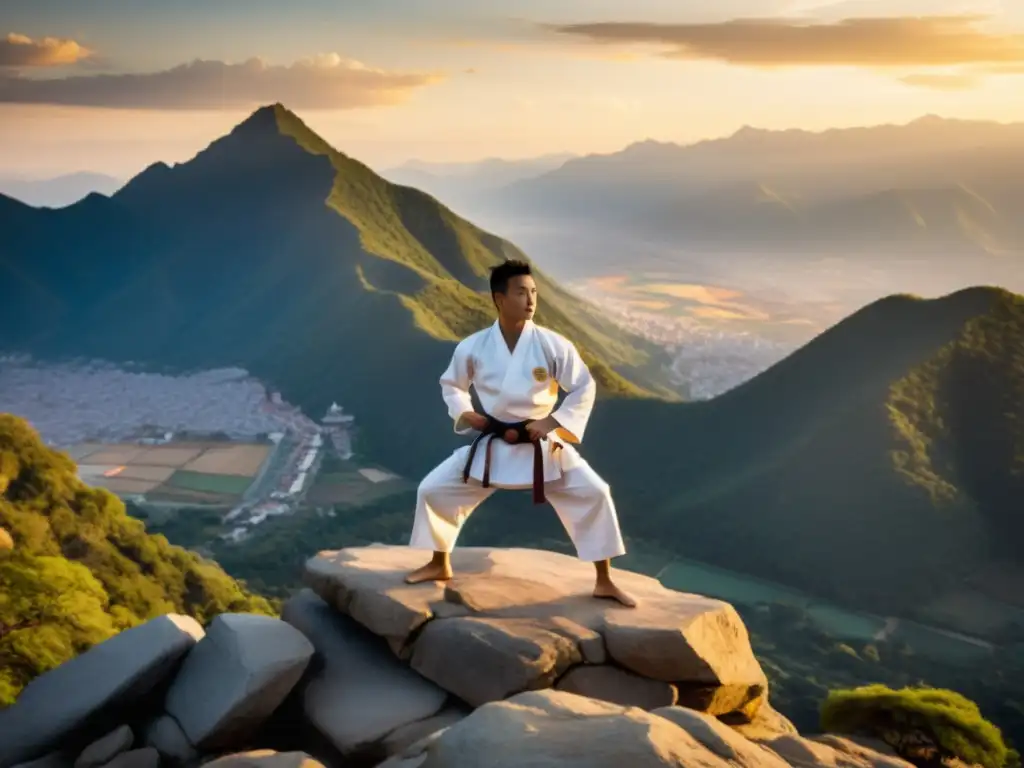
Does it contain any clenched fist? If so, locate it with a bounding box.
[460,411,488,431]
[525,415,559,441]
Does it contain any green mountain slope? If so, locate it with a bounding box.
[0,414,275,705]
[584,287,1024,622]
[0,104,676,477]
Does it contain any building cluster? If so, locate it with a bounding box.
[0,360,289,446]
[563,288,799,399]
[0,356,359,544]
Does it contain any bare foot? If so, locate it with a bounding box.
[404,560,453,584]
[593,580,638,608]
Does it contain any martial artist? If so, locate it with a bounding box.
[405,259,636,607]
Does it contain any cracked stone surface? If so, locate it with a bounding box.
[303,545,767,717]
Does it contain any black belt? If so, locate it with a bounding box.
[461,414,561,504]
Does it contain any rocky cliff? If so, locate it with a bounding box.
[0,546,914,768]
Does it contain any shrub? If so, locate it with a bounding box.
[821,684,1010,768]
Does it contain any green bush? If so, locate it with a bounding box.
[821,684,1010,768]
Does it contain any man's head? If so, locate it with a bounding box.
[490,260,537,324]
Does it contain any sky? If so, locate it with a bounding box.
[3,0,1024,179]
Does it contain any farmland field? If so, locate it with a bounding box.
[70,439,272,504]
[166,470,253,495]
[182,444,270,475]
[100,477,163,494]
[133,446,204,466]
[113,465,177,482]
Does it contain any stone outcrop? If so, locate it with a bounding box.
[0,614,204,768]
[279,589,450,760]
[163,614,315,752]
[0,545,915,768]
[303,546,768,717]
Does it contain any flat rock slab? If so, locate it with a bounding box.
[165,613,314,752]
[280,590,448,757]
[304,546,767,716]
[0,614,204,768]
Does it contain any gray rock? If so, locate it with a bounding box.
[280,590,447,757]
[411,688,741,767]
[765,734,915,768]
[651,706,789,768]
[556,665,677,710]
[75,726,134,768]
[0,615,204,768]
[199,751,324,768]
[103,749,160,768]
[380,707,469,759]
[165,614,314,752]
[411,616,582,706]
[141,716,197,767]
[302,546,767,719]
[12,752,73,768]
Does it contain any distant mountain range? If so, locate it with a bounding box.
[0,172,124,208]
[381,153,575,203]
[472,116,1024,256]
[1,105,1021,636]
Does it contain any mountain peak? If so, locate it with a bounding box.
[231,102,288,138]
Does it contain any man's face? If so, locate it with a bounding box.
[496,274,537,323]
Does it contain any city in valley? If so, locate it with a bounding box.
[0,356,405,542]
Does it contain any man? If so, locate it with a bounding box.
[405,259,636,607]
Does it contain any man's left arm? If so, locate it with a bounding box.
[533,335,596,443]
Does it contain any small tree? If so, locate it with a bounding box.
[821,684,1010,768]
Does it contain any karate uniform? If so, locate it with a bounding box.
[409,319,627,562]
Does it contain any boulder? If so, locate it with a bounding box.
[280,590,448,759]
[764,734,915,768]
[10,752,74,768]
[729,701,799,741]
[164,614,314,752]
[102,749,160,768]
[379,707,470,760]
[303,546,766,717]
[74,726,134,768]
[0,614,204,768]
[141,715,198,767]
[556,665,677,710]
[651,706,790,768]
[397,688,762,767]
[200,751,325,768]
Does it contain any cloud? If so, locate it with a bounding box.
[546,15,1024,68]
[899,72,980,89]
[0,32,93,67]
[0,54,443,109]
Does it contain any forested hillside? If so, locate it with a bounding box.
[0,414,275,706]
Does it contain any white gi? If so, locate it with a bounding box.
[409,319,627,563]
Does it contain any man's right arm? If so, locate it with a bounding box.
[439,339,481,434]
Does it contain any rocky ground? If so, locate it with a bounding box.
[0,546,915,768]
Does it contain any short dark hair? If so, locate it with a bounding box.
[490,259,532,296]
